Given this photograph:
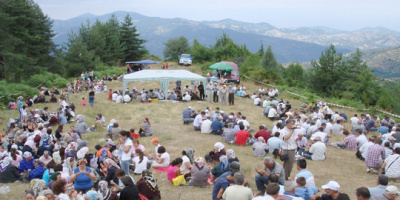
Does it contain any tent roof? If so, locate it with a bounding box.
[221,61,239,71]
[123,70,206,81]
[125,60,161,64]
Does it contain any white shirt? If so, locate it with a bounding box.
[350,117,359,126]
[132,156,148,174]
[315,119,321,128]
[262,100,269,108]
[183,94,191,101]
[237,119,250,130]
[282,127,298,150]
[324,122,333,134]
[254,98,261,105]
[159,152,170,166]
[112,93,118,101]
[309,141,326,161]
[356,134,368,147]
[116,95,123,104]
[313,131,327,142]
[201,119,212,134]
[268,108,277,118]
[360,141,374,158]
[332,124,344,135]
[123,95,131,102]
[121,138,133,161]
[180,155,191,174]
[193,114,203,127]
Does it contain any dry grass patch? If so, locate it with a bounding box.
[1,63,399,199]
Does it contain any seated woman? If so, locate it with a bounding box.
[19,152,35,173]
[70,159,96,193]
[132,138,146,157]
[110,123,122,140]
[104,158,120,186]
[98,180,119,200]
[226,149,239,163]
[180,148,194,174]
[0,157,22,183]
[136,170,161,200]
[139,117,153,137]
[120,176,140,200]
[151,146,170,168]
[132,149,148,175]
[29,160,46,181]
[187,157,210,187]
[211,155,230,180]
[167,158,183,182]
[207,142,226,163]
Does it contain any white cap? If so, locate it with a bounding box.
[366,114,371,118]
[321,181,340,191]
[385,185,400,195]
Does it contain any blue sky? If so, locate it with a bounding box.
[34,0,400,31]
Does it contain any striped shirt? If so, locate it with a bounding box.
[365,144,386,168]
[343,135,357,151]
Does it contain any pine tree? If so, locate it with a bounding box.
[120,14,147,62]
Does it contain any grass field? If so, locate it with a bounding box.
[0,63,399,199]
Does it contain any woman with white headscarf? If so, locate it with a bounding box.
[19,151,35,173]
[208,142,226,163]
[211,155,230,180]
[226,149,239,163]
[107,119,117,137]
[62,157,77,175]
[0,156,22,182]
[98,180,118,200]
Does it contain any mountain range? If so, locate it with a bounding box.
[51,11,400,66]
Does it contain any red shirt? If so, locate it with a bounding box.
[235,130,250,146]
[131,132,140,139]
[254,130,270,142]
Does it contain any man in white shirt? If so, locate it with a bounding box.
[237,116,250,131]
[350,114,359,127]
[254,96,261,106]
[123,93,131,103]
[112,92,118,101]
[193,111,205,131]
[281,119,298,180]
[222,172,253,200]
[322,122,332,135]
[116,94,123,104]
[359,137,375,160]
[313,127,329,144]
[304,136,326,161]
[268,105,278,120]
[331,120,344,135]
[201,116,212,134]
[356,129,368,148]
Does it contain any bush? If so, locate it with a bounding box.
[93,66,126,78]
[25,72,69,89]
[0,81,39,107]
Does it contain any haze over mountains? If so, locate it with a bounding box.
[51,11,400,76]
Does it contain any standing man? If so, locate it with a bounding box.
[228,85,235,106]
[219,85,227,105]
[213,83,219,103]
[206,82,213,102]
[281,119,297,180]
[198,82,205,100]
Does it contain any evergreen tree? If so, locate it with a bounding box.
[0,0,55,82]
[260,45,279,70]
[190,39,214,63]
[284,63,304,87]
[120,14,147,62]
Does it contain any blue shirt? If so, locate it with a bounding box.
[59,114,67,124]
[212,173,230,200]
[379,126,389,134]
[211,120,224,132]
[267,137,282,153]
[19,158,35,173]
[73,167,93,189]
[295,187,319,200]
[295,169,315,187]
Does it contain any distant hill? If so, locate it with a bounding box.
[51,11,353,63]
[358,46,400,79]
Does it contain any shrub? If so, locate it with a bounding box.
[0,81,39,107]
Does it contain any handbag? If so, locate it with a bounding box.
[172,175,186,186]
[280,154,289,161]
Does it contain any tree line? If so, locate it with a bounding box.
[163,35,398,113]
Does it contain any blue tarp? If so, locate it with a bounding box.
[125,60,161,64]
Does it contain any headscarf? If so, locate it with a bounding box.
[194,157,205,168]
[33,159,46,169]
[226,149,236,160]
[77,147,88,159]
[60,141,68,148]
[108,119,116,128]
[98,180,112,200]
[63,157,77,174]
[75,115,83,122]
[183,148,195,164]
[142,170,158,190]
[52,151,61,164]
[104,158,120,169]
[78,140,88,150]
[0,156,11,172]
[214,142,225,152]
[66,142,78,152]
[29,179,46,197]
[39,189,54,199]
[84,190,102,200]
[219,155,229,171]
[23,151,33,158]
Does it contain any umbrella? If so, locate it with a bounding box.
[208,62,233,71]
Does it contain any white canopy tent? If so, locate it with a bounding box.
[122,70,207,95]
